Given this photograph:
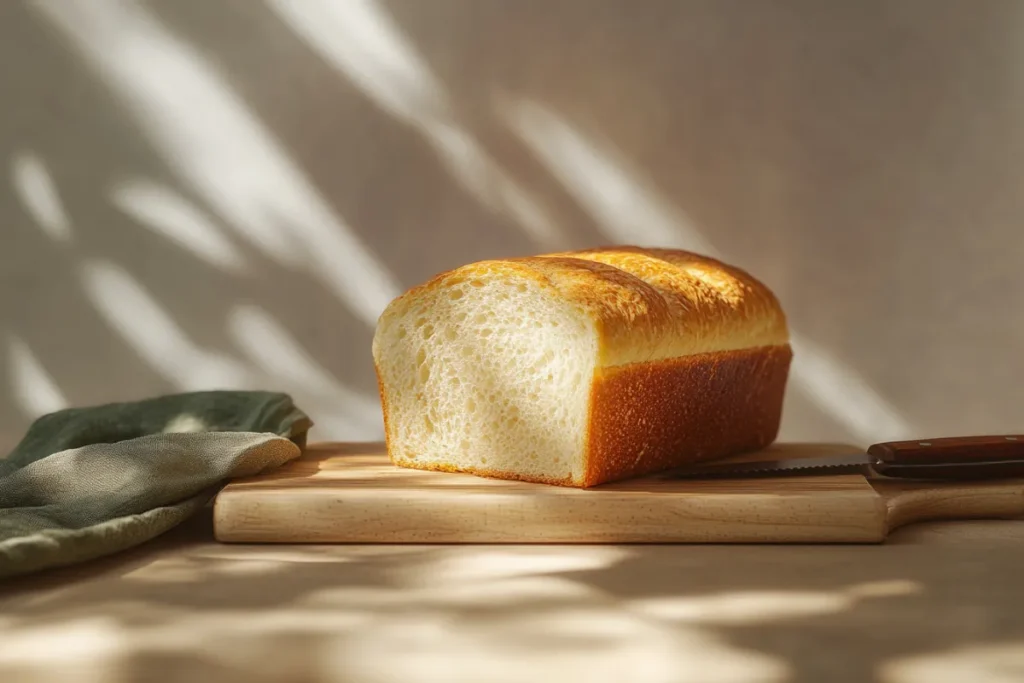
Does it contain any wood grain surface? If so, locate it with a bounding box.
[212,442,1024,544]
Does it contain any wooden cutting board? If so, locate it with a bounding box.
[212,442,1024,544]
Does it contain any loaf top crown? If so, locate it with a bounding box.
[374,246,789,368]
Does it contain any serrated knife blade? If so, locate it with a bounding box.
[670,451,876,478]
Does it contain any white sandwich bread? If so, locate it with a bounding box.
[371,246,792,488]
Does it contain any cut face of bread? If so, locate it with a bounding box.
[373,261,602,484]
[372,248,792,487]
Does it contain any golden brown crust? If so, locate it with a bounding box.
[375,245,787,370]
[549,246,789,362]
[582,344,793,487]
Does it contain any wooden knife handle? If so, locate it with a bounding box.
[869,435,1024,463]
[868,435,1024,479]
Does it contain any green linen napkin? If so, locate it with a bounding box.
[0,391,312,580]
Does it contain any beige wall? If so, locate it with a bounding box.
[3,0,1022,452]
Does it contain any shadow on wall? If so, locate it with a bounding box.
[3,0,1023,452]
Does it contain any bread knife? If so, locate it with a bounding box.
[669,435,1024,480]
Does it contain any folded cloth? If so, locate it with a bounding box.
[0,391,312,580]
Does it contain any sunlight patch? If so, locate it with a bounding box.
[162,414,208,434]
[10,151,72,243]
[0,617,122,669]
[630,590,851,625]
[881,642,1024,683]
[499,98,705,251]
[8,335,68,418]
[630,579,922,626]
[226,304,384,436]
[266,0,567,250]
[111,179,246,273]
[79,259,251,390]
[789,336,912,441]
[398,546,631,586]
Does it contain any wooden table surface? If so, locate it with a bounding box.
[2,513,1024,683]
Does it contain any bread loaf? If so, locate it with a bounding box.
[371,246,791,487]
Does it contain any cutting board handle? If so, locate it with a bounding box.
[875,478,1024,532]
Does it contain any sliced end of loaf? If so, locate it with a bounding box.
[372,262,598,485]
